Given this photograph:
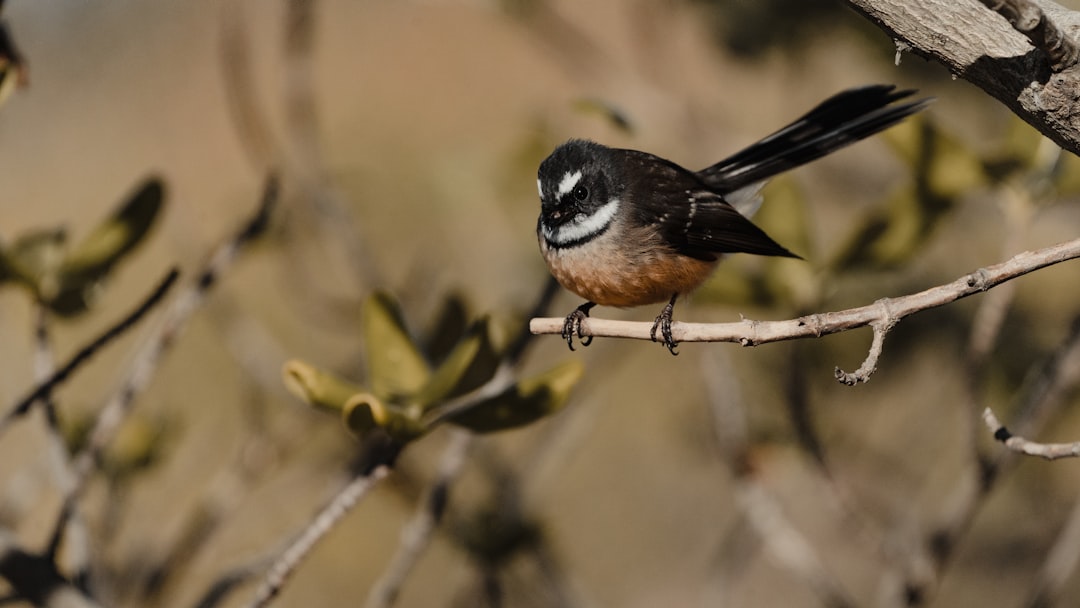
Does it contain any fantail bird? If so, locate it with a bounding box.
[536,84,931,354]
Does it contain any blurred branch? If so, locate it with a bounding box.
[0,530,102,608]
[1026,490,1080,607]
[703,351,856,607]
[247,463,393,608]
[1,268,180,432]
[842,0,1080,154]
[23,175,280,586]
[532,237,1080,380]
[364,430,473,608]
[982,407,1080,459]
[905,313,1080,604]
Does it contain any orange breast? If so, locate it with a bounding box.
[539,220,719,307]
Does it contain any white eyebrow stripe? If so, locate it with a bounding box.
[546,198,620,245]
[536,178,543,199]
[556,171,582,198]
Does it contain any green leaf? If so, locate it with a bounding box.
[444,360,583,433]
[342,393,426,441]
[423,293,470,365]
[282,359,364,412]
[49,177,166,315]
[413,318,501,411]
[3,227,67,292]
[363,291,432,400]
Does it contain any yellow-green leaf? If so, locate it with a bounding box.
[282,359,364,412]
[48,177,165,316]
[444,360,583,433]
[413,319,501,411]
[342,393,426,442]
[363,291,431,400]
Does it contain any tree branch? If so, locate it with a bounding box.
[842,0,1080,154]
[531,237,1080,380]
[982,407,1080,460]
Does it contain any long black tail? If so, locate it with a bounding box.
[697,85,931,193]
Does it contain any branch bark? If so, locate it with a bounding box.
[530,237,1080,376]
[841,0,1080,154]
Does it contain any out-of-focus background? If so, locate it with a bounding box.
[3,0,1080,606]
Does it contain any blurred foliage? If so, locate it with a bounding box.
[283,291,582,443]
[690,0,848,57]
[0,176,165,316]
[63,411,172,481]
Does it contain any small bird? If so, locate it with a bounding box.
[536,84,930,354]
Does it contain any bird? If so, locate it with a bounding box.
[536,84,931,355]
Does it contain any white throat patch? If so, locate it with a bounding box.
[543,198,620,246]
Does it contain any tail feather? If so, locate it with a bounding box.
[697,85,931,193]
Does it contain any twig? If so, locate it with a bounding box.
[982,407,1080,460]
[908,314,1080,604]
[0,268,180,432]
[532,237,1080,380]
[978,0,1080,72]
[29,175,280,577]
[364,430,473,608]
[246,464,392,608]
[0,530,103,608]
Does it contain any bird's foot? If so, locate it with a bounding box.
[562,302,596,351]
[649,296,679,356]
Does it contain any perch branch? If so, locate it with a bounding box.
[841,0,1080,154]
[532,237,1080,380]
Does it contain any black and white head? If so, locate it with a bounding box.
[537,139,623,249]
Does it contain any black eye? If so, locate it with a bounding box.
[572,185,589,201]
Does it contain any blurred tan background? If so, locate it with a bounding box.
[3,0,1080,607]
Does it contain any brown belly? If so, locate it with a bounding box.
[539,222,719,307]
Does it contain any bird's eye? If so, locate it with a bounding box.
[572,185,589,201]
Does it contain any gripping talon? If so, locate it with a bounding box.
[561,302,596,351]
[650,295,680,356]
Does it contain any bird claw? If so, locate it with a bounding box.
[561,302,596,351]
[650,297,679,356]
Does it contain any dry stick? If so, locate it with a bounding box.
[247,464,392,608]
[40,176,279,571]
[364,430,473,608]
[532,238,1080,381]
[0,269,181,433]
[982,408,1080,459]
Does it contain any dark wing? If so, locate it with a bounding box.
[697,85,931,193]
[622,151,799,261]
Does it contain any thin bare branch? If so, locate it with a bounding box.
[1,268,180,432]
[247,464,392,608]
[365,431,472,608]
[532,238,1080,376]
[982,407,1080,460]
